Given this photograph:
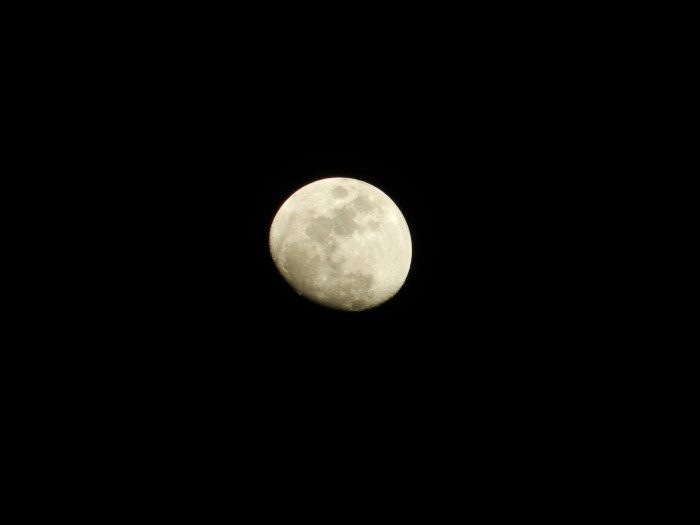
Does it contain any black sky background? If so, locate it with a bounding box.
[98,50,600,435]
[121,55,593,360]
[47,11,626,502]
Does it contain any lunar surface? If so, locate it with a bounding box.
[269,177,412,311]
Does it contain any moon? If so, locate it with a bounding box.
[269,177,412,311]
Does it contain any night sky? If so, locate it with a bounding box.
[89,10,599,366]
[119,89,591,406]
[68,13,614,502]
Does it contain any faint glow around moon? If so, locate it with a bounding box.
[269,177,412,311]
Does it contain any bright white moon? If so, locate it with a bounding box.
[269,177,412,311]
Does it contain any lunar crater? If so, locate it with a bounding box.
[331,207,358,236]
[305,216,333,242]
[351,194,376,213]
[331,186,348,198]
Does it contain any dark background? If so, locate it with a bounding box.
[93,45,597,446]
[40,9,625,503]
[103,40,595,373]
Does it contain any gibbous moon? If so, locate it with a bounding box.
[269,177,412,311]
